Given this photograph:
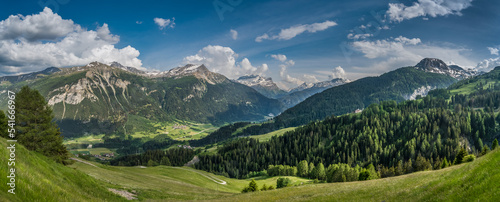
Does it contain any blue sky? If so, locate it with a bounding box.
[1,0,499,89]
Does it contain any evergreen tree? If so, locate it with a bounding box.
[441,157,449,169]
[297,160,309,177]
[0,110,7,138]
[248,179,258,192]
[160,157,171,166]
[260,184,268,191]
[492,139,499,150]
[453,148,467,165]
[15,86,69,164]
[481,145,490,156]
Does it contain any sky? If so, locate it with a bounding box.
[0,0,499,90]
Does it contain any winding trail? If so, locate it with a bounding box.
[172,167,227,185]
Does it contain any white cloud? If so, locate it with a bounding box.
[136,21,143,24]
[154,17,175,30]
[230,29,238,40]
[183,45,268,78]
[280,65,303,85]
[255,20,337,42]
[476,57,500,72]
[351,36,475,73]
[347,33,373,40]
[273,54,304,86]
[387,0,474,22]
[488,47,499,55]
[0,8,143,75]
[329,66,346,79]
[302,74,320,83]
[270,54,287,62]
[0,7,75,42]
[352,36,422,59]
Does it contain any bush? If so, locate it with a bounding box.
[463,154,476,162]
[276,177,291,188]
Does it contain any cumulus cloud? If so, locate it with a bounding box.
[230,29,238,40]
[0,8,144,75]
[256,20,337,42]
[488,47,499,55]
[351,36,475,73]
[0,7,75,42]
[387,0,474,22]
[154,17,175,30]
[329,66,346,79]
[476,57,500,72]
[352,36,422,59]
[279,65,303,86]
[270,54,287,62]
[183,45,268,78]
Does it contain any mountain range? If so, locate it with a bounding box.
[0,62,284,136]
[0,58,477,137]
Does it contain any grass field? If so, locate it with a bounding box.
[250,127,297,142]
[70,159,311,200]
[0,137,125,202]
[215,149,500,201]
[3,135,500,201]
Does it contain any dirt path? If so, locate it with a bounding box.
[173,167,227,185]
[71,158,98,167]
[108,188,137,200]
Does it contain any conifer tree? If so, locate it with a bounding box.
[441,157,449,169]
[481,145,490,156]
[248,179,258,192]
[15,86,70,164]
[492,139,499,150]
[0,110,7,138]
[453,148,467,165]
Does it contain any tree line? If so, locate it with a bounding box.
[194,93,499,179]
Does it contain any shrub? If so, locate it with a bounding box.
[276,177,291,188]
[463,154,476,162]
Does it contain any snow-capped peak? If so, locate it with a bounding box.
[414,58,476,79]
[289,78,350,94]
[236,75,276,88]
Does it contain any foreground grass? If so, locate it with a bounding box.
[215,149,500,201]
[0,138,124,202]
[2,134,499,201]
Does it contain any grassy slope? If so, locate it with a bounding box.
[0,138,124,202]
[250,127,297,142]
[70,161,311,200]
[216,148,500,201]
[1,133,499,201]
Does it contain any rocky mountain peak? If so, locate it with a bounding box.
[236,75,275,87]
[414,58,476,79]
[415,58,448,71]
[157,64,226,85]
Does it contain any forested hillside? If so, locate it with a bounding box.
[193,67,500,178]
